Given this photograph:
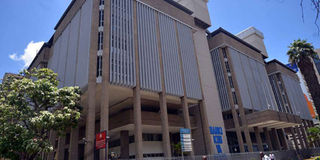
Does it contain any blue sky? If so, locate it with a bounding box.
[0,0,319,79]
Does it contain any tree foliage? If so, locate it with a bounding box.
[308,125,320,144]
[0,68,82,160]
[287,39,320,117]
[287,39,317,64]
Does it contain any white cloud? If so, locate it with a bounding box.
[9,41,45,68]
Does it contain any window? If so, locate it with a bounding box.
[225,62,231,73]
[98,32,104,50]
[142,134,162,141]
[232,92,238,105]
[96,56,102,77]
[222,48,228,58]
[99,10,104,27]
[99,0,104,5]
[228,76,234,88]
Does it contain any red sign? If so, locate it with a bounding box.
[96,131,106,150]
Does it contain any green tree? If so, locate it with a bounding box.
[0,68,81,160]
[308,126,320,146]
[287,39,320,116]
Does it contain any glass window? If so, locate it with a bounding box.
[225,62,231,73]
[228,76,234,88]
[99,10,104,27]
[232,92,238,105]
[222,48,228,58]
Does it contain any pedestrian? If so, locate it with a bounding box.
[269,153,275,160]
[260,152,264,160]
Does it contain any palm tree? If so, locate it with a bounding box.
[287,39,320,116]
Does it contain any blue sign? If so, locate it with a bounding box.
[180,128,191,134]
[180,128,192,152]
[286,63,299,72]
[216,145,222,153]
[210,126,223,135]
[213,136,223,144]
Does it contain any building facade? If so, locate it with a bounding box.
[29,0,228,159]
[208,27,315,153]
[28,0,318,159]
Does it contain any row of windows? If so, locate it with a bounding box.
[222,48,239,106]
[96,0,104,79]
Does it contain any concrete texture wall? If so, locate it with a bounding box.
[236,27,268,58]
[173,0,211,26]
[194,29,229,153]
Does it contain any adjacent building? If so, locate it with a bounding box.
[208,27,315,153]
[266,60,314,150]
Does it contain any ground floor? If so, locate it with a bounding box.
[223,109,318,154]
[46,84,215,160]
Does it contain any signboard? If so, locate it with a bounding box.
[96,131,106,150]
[213,136,223,144]
[210,126,223,135]
[216,145,222,153]
[210,126,223,154]
[180,128,192,152]
[286,63,299,72]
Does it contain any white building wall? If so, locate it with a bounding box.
[229,48,277,111]
[65,10,81,87]
[48,0,92,89]
[173,0,211,26]
[194,30,229,153]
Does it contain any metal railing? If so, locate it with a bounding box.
[116,149,320,160]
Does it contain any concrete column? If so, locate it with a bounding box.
[280,129,289,150]
[254,127,263,151]
[295,126,306,149]
[240,115,253,152]
[84,90,96,160]
[299,124,309,148]
[174,18,194,156]
[69,127,79,160]
[271,128,281,150]
[181,97,195,156]
[263,128,273,151]
[133,1,143,159]
[225,48,253,152]
[120,131,130,159]
[56,136,65,160]
[47,131,57,160]
[100,0,111,159]
[199,101,215,155]
[133,87,143,159]
[155,5,172,157]
[159,93,172,157]
[290,127,300,150]
[217,48,244,153]
[85,0,99,158]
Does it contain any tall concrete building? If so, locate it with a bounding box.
[208,28,315,153]
[266,60,314,150]
[29,0,228,159]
